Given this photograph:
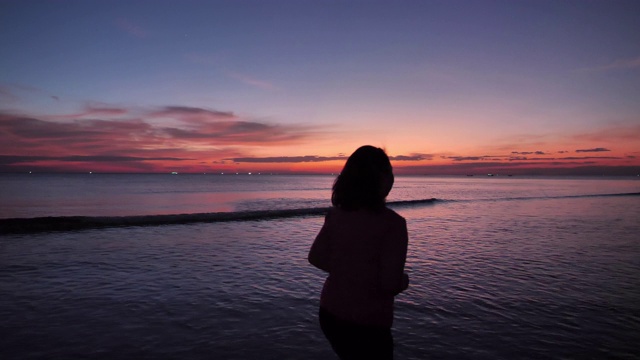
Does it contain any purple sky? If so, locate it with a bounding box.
[1,0,639,174]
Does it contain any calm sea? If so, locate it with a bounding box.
[1,174,639,359]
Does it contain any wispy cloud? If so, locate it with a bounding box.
[46,105,129,120]
[508,154,621,161]
[150,106,235,121]
[228,155,345,163]
[511,151,546,155]
[446,156,485,161]
[1,107,315,148]
[575,148,610,153]
[510,157,553,161]
[226,71,278,91]
[573,124,640,143]
[390,154,433,161]
[0,104,321,171]
[0,83,62,103]
[561,156,619,160]
[184,52,278,91]
[115,18,149,38]
[228,153,433,164]
[578,56,640,72]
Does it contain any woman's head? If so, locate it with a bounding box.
[331,145,394,211]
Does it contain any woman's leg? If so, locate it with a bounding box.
[319,307,393,360]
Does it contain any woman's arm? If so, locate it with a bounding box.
[308,212,332,272]
[379,217,409,295]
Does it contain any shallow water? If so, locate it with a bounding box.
[1,176,639,359]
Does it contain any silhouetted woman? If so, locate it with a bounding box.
[308,145,409,360]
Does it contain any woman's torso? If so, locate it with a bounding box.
[320,207,406,327]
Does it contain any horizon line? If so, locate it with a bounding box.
[1,171,638,177]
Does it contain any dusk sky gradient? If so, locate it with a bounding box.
[1,0,639,174]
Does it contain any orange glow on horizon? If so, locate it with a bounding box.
[1,106,638,175]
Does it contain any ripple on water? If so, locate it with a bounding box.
[2,197,640,359]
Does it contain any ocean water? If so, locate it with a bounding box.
[1,175,639,359]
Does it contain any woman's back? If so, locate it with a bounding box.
[311,206,408,327]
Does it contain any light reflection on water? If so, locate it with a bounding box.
[1,176,639,359]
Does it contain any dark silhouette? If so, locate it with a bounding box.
[309,145,409,360]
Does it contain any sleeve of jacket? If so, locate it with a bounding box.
[308,211,332,272]
[379,216,408,295]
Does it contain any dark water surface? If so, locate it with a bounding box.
[1,176,639,359]
[1,174,639,218]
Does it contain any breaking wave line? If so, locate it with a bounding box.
[2,192,638,234]
[0,198,438,234]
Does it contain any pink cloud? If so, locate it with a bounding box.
[149,106,236,122]
[573,124,640,142]
[575,148,610,153]
[44,106,130,121]
[226,153,433,163]
[226,71,278,90]
[183,53,277,91]
[578,56,640,72]
[0,104,322,172]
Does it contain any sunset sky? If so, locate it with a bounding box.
[1,0,639,175]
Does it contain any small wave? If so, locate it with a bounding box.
[480,192,640,203]
[560,192,640,198]
[0,198,438,234]
[2,192,637,234]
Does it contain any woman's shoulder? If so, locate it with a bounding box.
[381,206,406,223]
[327,206,405,226]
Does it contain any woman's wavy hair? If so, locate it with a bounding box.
[331,145,394,211]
